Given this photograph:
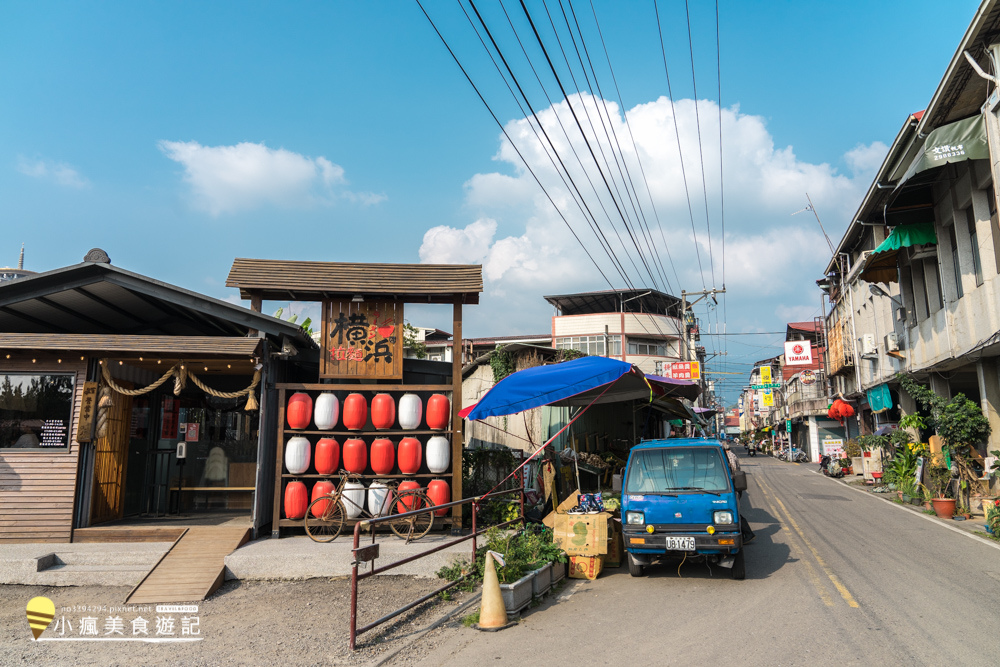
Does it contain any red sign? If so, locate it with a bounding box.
[320,300,404,380]
[665,361,701,380]
[784,341,814,366]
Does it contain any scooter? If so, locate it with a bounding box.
[819,455,844,478]
[747,445,756,457]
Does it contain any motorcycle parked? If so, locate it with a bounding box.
[819,454,844,477]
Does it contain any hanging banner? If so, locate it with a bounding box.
[320,300,404,380]
[784,341,813,366]
[762,389,774,407]
[759,366,772,384]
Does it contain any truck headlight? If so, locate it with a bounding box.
[626,511,644,525]
[713,510,734,525]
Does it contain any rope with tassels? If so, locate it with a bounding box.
[99,359,261,411]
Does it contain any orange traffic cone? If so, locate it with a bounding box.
[479,551,507,628]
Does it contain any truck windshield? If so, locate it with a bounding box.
[626,447,731,494]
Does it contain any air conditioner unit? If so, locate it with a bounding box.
[845,251,872,283]
[895,306,907,322]
[860,333,877,357]
[885,333,901,352]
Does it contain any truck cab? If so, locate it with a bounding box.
[621,438,747,579]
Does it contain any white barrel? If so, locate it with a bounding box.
[367,481,392,517]
[398,393,423,430]
[342,481,366,519]
[426,435,451,473]
[284,437,311,475]
[313,392,340,430]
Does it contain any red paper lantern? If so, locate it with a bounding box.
[283,481,308,519]
[427,479,450,516]
[370,438,395,475]
[314,438,340,475]
[827,403,841,420]
[310,480,336,517]
[371,393,396,430]
[426,394,450,430]
[397,437,422,474]
[343,393,368,431]
[396,480,421,513]
[343,438,367,474]
[286,392,313,430]
[839,402,855,418]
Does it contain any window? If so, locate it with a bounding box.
[625,447,731,494]
[0,373,75,450]
[967,208,983,286]
[628,338,669,356]
[990,183,1000,275]
[555,335,621,356]
[950,226,963,299]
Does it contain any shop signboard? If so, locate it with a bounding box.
[759,366,772,384]
[784,341,813,366]
[822,436,844,458]
[665,361,700,380]
[76,381,98,443]
[786,419,792,433]
[320,300,404,380]
[762,389,774,407]
[800,370,816,385]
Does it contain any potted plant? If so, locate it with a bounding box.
[926,466,956,519]
[846,438,864,477]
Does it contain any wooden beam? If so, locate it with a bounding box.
[451,298,463,519]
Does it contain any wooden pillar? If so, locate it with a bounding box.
[248,291,263,337]
[452,299,463,520]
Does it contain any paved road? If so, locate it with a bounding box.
[400,452,1000,667]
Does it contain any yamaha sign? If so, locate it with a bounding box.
[784,340,813,366]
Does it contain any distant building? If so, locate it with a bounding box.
[0,245,35,283]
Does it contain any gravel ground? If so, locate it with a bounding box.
[1,576,471,666]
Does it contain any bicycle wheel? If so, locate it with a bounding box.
[390,491,434,542]
[305,495,345,543]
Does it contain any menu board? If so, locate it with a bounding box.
[40,419,68,447]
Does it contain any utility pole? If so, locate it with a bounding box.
[680,287,726,409]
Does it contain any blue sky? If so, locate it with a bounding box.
[0,1,982,402]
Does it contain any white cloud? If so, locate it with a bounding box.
[17,157,89,188]
[419,93,886,346]
[158,140,384,215]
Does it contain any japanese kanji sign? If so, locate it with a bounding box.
[320,300,404,380]
[76,382,98,443]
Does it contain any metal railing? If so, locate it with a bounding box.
[349,487,525,650]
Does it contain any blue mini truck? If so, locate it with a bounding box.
[621,438,748,579]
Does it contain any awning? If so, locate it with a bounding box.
[858,222,937,284]
[899,115,988,185]
[461,355,700,420]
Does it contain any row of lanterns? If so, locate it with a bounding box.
[286,392,451,431]
[284,435,451,475]
[283,479,451,519]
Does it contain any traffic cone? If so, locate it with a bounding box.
[479,551,507,628]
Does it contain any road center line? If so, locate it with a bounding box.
[757,477,860,608]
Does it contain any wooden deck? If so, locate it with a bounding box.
[73,525,188,543]
[125,525,250,604]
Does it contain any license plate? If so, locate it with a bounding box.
[664,536,695,551]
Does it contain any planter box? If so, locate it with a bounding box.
[851,457,864,475]
[551,559,566,584]
[530,563,552,597]
[499,571,534,614]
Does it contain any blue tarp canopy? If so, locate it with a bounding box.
[461,356,701,420]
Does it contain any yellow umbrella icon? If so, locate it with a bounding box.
[26,597,55,640]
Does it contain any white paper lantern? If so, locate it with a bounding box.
[367,481,392,517]
[426,436,451,473]
[342,481,366,519]
[398,393,423,430]
[314,392,340,430]
[284,437,311,475]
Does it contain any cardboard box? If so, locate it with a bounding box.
[551,513,611,556]
[604,520,623,568]
[569,555,604,580]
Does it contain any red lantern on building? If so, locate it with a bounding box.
[426,394,450,430]
[310,480,336,517]
[286,392,313,430]
[396,480,421,512]
[427,479,450,517]
[839,401,855,418]
[371,393,396,430]
[397,437,422,474]
[283,481,308,519]
[314,438,340,475]
[343,393,368,431]
[370,438,395,475]
[343,438,367,474]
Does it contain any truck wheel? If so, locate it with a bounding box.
[731,549,746,580]
[627,552,646,577]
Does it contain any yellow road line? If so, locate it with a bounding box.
[759,479,860,609]
[754,481,834,607]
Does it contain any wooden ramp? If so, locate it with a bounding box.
[125,526,250,604]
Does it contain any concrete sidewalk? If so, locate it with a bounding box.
[0,542,173,587]
[224,533,473,581]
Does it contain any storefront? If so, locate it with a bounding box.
[0,252,314,542]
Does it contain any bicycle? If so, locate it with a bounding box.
[304,472,435,544]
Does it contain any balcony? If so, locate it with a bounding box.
[827,320,854,375]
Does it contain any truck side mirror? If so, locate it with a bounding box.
[733,470,747,492]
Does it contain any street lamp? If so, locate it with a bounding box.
[868,283,902,306]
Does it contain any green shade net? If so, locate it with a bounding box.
[872,222,937,254]
[866,383,893,414]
